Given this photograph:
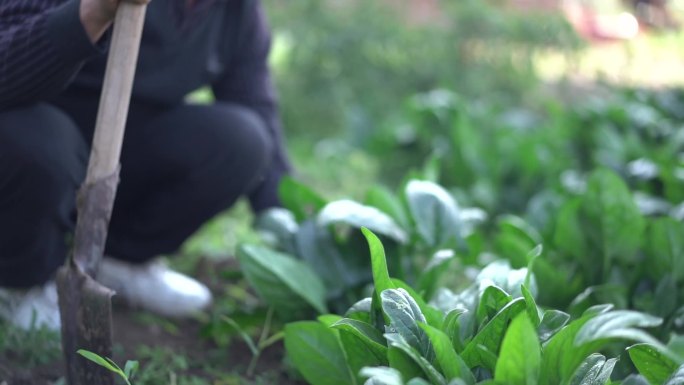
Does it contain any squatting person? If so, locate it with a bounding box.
[0,0,292,330]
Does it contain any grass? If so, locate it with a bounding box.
[0,319,61,368]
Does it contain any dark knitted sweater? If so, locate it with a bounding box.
[0,0,290,204]
[1,0,280,111]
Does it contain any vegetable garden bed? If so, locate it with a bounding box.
[2,85,684,385]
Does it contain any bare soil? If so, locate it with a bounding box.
[0,258,305,385]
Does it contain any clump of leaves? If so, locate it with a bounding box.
[282,229,670,385]
[240,177,484,317]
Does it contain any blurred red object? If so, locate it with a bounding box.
[507,0,641,41]
[564,2,640,41]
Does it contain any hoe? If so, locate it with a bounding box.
[56,1,147,384]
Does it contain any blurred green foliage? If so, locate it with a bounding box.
[265,0,582,145]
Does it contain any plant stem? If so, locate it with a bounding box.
[247,307,275,377]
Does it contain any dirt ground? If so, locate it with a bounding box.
[0,258,305,385]
[2,314,300,385]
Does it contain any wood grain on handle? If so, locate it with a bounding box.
[86,1,147,183]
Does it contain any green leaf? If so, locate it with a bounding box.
[319,314,344,327]
[475,344,499,373]
[476,260,531,298]
[381,289,433,361]
[498,215,543,247]
[568,354,616,385]
[667,334,684,359]
[628,344,680,385]
[582,169,646,279]
[538,310,570,344]
[553,199,588,264]
[665,365,684,385]
[532,257,583,308]
[389,346,425,382]
[524,244,543,291]
[339,331,388,382]
[476,285,512,326]
[405,180,462,248]
[443,309,467,353]
[318,200,408,243]
[621,375,652,385]
[574,310,663,347]
[363,228,398,297]
[76,349,122,375]
[582,304,613,318]
[285,321,356,385]
[645,218,684,281]
[416,250,455,301]
[495,313,541,385]
[653,275,678,318]
[346,298,372,323]
[407,378,432,385]
[346,298,372,316]
[495,215,542,268]
[392,279,444,329]
[569,285,629,319]
[541,307,659,385]
[372,289,388,332]
[360,366,404,385]
[123,360,139,380]
[419,323,475,385]
[385,333,447,385]
[295,220,370,300]
[222,316,259,355]
[332,319,388,349]
[462,298,526,371]
[253,207,299,254]
[366,184,411,231]
[521,284,541,327]
[237,244,328,317]
[540,312,595,385]
[279,176,328,221]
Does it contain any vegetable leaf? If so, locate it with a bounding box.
[419,323,475,385]
[495,313,541,385]
[381,288,434,361]
[568,354,617,385]
[285,321,356,385]
[318,199,408,243]
[237,244,328,317]
[629,344,681,385]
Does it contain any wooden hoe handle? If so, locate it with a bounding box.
[74,1,148,276]
[88,1,147,183]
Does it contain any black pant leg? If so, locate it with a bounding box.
[0,104,88,288]
[104,102,274,262]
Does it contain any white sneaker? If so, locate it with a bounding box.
[0,281,61,331]
[97,258,212,317]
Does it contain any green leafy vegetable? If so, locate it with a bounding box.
[494,313,540,385]
[284,321,356,385]
[237,244,328,317]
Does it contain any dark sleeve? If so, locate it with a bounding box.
[212,0,292,213]
[0,0,104,109]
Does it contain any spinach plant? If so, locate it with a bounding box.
[239,177,484,316]
[283,229,671,385]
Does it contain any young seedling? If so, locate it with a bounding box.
[77,349,139,385]
[222,307,284,377]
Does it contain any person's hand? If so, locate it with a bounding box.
[80,0,150,43]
